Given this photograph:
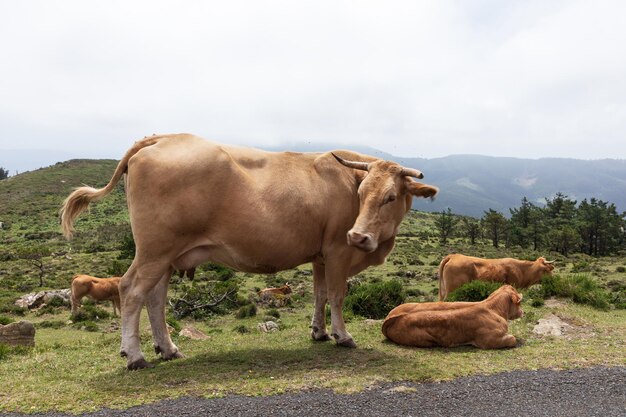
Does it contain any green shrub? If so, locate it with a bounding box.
[78,321,99,332]
[447,281,503,302]
[36,320,66,329]
[571,261,591,273]
[530,298,545,307]
[169,278,240,319]
[47,297,68,308]
[71,304,111,322]
[405,288,426,297]
[0,302,27,316]
[265,308,280,319]
[343,280,405,319]
[535,274,611,310]
[0,315,14,325]
[201,263,235,281]
[166,314,182,332]
[235,303,257,319]
[232,325,249,334]
[106,259,130,276]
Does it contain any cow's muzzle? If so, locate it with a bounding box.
[347,230,377,252]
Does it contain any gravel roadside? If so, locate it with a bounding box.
[2,367,624,417]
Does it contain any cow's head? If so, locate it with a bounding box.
[333,154,438,252]
[490,285,524,319]
[535,257,556,275]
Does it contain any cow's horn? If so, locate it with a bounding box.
[332,153,370,171]
[544,260,555,264]
[400,167,424,179]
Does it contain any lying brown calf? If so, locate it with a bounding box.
[258,283,292,298]
[71,275,122,316]
[382,285,523,349]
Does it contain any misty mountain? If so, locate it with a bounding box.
[265,144,626,217]
[4,144,626,218]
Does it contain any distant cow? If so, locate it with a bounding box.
[71,275,121,316]
[258,283,292,298]
[382,285,523,349]
[438,254,555,300]
[60,134,438,369]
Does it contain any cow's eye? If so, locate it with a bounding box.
[384,194,396,205]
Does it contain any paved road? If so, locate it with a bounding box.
[2,367,624,417]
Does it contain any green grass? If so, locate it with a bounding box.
[0,301,624,413]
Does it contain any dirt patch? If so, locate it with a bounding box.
[532,313,595,340]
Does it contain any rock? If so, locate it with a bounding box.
[179,325,208,340]
[0,321,36,346]
[15,289,71,309]
[533,314,570,337]
[257,321,279,333]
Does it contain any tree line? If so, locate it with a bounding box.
[435,193,626,256]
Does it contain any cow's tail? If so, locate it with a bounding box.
[60,136,162,239]
[438,255,453,301]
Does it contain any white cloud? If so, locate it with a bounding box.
[0,0,625,162]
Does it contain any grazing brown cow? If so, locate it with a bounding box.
[71,275,121,316]
[60,134,438,369]
[382,285,523,349]
[438,254,555,300]
[258,283,292,298]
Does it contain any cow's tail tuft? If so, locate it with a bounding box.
[60,136,162,239]
[438,255,453,301]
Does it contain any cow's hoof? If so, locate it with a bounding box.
[311,329,332,342]
[162,350,185,361]
[127,358,154,370]
[333,335,357,348]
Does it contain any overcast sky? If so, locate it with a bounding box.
[1,0,625,171]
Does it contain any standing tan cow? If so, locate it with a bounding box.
[71,275,121,316]
[438,254,555,300]
[382,285,523,349]
[60,134,438,369]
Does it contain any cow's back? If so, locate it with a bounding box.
[123,134,366,273]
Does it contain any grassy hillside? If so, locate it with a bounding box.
[0,159,624,413]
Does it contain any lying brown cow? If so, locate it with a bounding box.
[382,285,523,349]
[258,283,292,298]
[60,134,438,369]
[71,275,122,316]
[438,254,555,300]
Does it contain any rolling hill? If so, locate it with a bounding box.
[2,146,626,218]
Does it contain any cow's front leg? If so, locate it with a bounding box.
[325,261,356,348]
[311,262,331,341]
[145,269,184,361]
[475,328,518,349]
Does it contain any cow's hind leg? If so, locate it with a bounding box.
[311,262,331,341]
[146,267,183,361]
[119,260,170,370]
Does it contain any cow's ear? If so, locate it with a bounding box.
[511,292,522,305]
[404,177,438,199]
